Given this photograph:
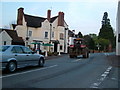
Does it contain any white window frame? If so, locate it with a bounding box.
[52,31,54,38]
[45,31,48,39]
[29,30,32,37]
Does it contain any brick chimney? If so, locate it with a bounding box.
[58,12,64,26]
[17,7,24,25]
[47,10,51,22]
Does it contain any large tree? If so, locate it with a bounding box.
[84,35,95,50]
[98,12,115,50]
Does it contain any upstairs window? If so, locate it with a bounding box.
[60,33,64,40]
[45,32,48,39]
[52,32,54,38]
[29,31,32,37]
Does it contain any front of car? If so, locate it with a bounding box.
[0,45,14,71]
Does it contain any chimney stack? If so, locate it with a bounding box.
[58,12,64,26]
[17,7,24,25]
[47,10,51,22]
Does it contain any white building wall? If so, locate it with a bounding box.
[116,1,120,56]
[0,31,12,45]
[16,15,69,53]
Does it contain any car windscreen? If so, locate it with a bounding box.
[0,46,10,52]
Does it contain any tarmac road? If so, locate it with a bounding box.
[1,53,119,88]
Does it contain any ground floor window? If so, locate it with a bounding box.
[4,41,6,45]
[60,45,63,50]
[118,34,120,42]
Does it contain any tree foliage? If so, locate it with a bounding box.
[78,31,83,38]
[83,35,95,50]
[98,12,115,50]
[98,38,110,51]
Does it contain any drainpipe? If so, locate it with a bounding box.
[49,23,52,52]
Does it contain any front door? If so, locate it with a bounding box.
[54,43,58,52]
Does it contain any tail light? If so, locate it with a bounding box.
[70,45,74,47]
[81,45,86,48]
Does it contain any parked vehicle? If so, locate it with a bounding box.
[0,45,45,72]
[69,38,89,58]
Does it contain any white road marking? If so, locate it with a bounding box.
[104,71,109,74]
[72,59,82,62]
[101,74,107,77]
[99,77,106,81]
[0,64,58,78]
[90,66,112,88]
[111,78,117,80]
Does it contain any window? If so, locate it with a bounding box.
[11,46,24,53]
[118,34,120,42]
[22,47,32,54]
[60,45,63,50]
[0,46,10,52]
[45,32,48,38]
[29,31,32,37]
[60,33,64,40]
[4,41,6,45]
[52,32,54,38]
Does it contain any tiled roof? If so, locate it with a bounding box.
[0,29,24,44]
[24,14,46,28]
[50,16,58,23]
[24,14,58,28]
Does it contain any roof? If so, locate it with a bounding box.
[24,14,58,28]
[50,16,58,23]
[24,14,46,28]
[0,29,24,43]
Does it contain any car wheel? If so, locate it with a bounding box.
[7,61,17,73]
[38,58,44,67]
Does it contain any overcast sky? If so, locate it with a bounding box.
[0,0,118,35]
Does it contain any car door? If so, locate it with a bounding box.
[11,46,27,68]
[21,46,40,66]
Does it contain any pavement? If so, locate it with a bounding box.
[107,55,120,67]
[45,54,65,60]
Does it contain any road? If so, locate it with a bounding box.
[1,53,119,88]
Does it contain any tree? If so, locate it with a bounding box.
[84,35,95,50]
[98,38,110,51]
[89,34,99,50]
[98,12,115,50]
[78,31,83,38]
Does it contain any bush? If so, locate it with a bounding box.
[48,52,53,56]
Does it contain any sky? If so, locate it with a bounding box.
[0,0,118,35]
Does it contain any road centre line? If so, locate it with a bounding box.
[0,64,58,78]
